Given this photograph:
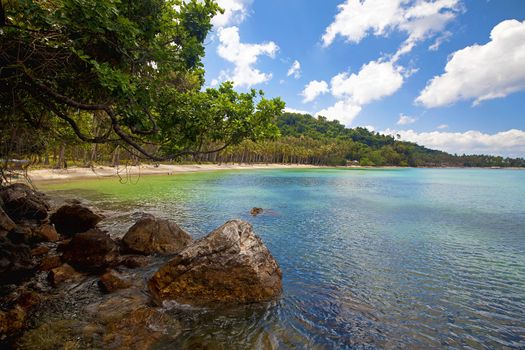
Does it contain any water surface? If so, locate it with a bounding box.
[41,168,525,349]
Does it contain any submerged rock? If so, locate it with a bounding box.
[149,220,282,305]
[250,207,264,216]
[61,229,119,271]
[50,204,103,236]
[121,214,192,255]
[0,184,49,222]
[98,270,131,293]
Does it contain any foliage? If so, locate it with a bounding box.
[0,0,283,164]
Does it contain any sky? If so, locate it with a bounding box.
[202,0,525,157]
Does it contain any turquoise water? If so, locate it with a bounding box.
[41,168,525,349]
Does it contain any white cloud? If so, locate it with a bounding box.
[301,80,329,103]
[429,31,452,51]
[212,0,251,28]
[216,26,278,88]
[397,114,417,125]
[315,100,362,126]
[322,0,461,59]
[382,128,525,157]
[437,124,449,129]
[284,107,311,115]
[315,59,404,126]
[331,60,404,104]
[287,60,301,79]
[416,19,525,107]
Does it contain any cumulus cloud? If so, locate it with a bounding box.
[216,26,278,88]
[416,19,525,107]
[397,114,417,125]
[315,100,362,126]
[322,0,461,59]
[287,60,301,79]
[212,0,251,28]
[301,80,329,103]
[315,59,404,126]
[331,60,404,104]
[382,128,525,157]
[284,107,311,115]
[437,124,449,129]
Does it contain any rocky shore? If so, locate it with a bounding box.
[0,183,282,349]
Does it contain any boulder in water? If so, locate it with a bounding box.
[50,204,103,236]
[149,220,282,305]
[61,229,119,271]
[121,214,192,255]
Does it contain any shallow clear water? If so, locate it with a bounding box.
[41,168,525,349]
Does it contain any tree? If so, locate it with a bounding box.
[0,0,284,164]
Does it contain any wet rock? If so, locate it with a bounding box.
[0,183,49,222]
[118,255,152,269]
[0,237,35,285]
[34,223,58,242]
[149,220,282,306]
[31,245,50,257]
[0,207,16,237]
[39,255,62,271]
[250,207,264,216]
[98,270,131,293]
[48,264,83,286]
[16,318,84,350]
[121,214,192,255]
[50,204,103,236]
[61,229,119,271]
[7,221,58,245]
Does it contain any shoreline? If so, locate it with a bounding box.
[18,163,525,183]
[26,163,322,183]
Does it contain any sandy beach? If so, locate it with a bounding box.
[26,163,321,182]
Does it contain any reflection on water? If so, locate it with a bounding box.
[40,168,525,349]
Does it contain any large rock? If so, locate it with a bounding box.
[148,220,282,305]
[121,214,192,255]
[61,229,119,271]
[50,204,103,236]
[0,207,16,237]
[0,184,49,222]
[0,237,34,285]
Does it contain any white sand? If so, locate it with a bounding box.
[27,163,321,182]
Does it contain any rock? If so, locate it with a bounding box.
[121,214,192,255]
[0,207,16,237]
[61,229,119,271]
[118,255,152,269]
[0,237,34,285]
[0,305,26,338]
[0,183,49,222]
[31,245,50,257]
[50,204,103,236]
[48,264,83,286]
[98,270,131,293]
[102,307,179,350]
[34,223,58,242]
[39,255,62,271]
[148,220,282,306]
[250,207,264,216]
[7,222,58,245]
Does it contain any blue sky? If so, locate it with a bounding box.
[202,0,525,157]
